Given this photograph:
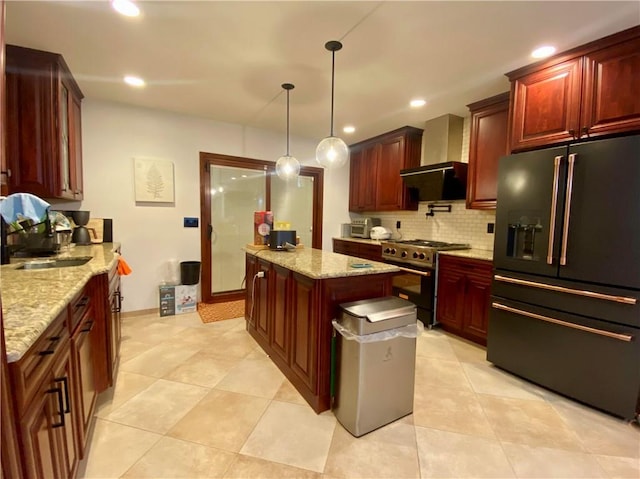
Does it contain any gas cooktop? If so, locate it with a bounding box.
[381,239,470,268]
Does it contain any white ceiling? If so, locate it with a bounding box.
[5,1,640,144]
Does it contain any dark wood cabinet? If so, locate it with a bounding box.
[508,26,640,152]
[10,309,79,479]
[436,255,492,345]
[107,263,122,387]
[349,126,422,212]
[70,290,98,455]
[332,238,382,262]
[245,252,394,412]
[5,44,84,200]
[466,92,510,209]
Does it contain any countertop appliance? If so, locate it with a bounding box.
[381,239,470,326]
[350,217,381,238]
[269,230,296,250]
[369,226,391,240]
[400,161,468,202]
[488,134,640,419]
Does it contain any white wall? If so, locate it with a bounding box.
[80,100,350,312]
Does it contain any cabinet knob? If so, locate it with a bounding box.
[568,129,577,139]
[582,126,590,137]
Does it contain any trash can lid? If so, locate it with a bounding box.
[339,296,416,323]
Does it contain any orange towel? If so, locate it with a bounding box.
[117,256,132,276]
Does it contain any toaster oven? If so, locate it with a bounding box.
[350,218,381,238]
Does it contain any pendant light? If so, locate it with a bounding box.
[276,83,301,181]
[316,40,349,169]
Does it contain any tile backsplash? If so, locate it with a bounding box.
[356,201,496,251]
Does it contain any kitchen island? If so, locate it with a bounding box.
[245,247,399,413]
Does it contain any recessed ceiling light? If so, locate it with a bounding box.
[343,126,356,134]
[410,99,427,108]
[112,0,140,17]
[124,75,145,87]
[531,45,556,59]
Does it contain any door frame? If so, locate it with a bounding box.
[199,152,324,303]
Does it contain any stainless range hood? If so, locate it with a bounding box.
[400,161,468,201]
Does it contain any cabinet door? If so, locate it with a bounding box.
[467,93,509,209]
[375,136,404,210]
[462,271,492,343]
[245,254,258,327]
[436,263,465,329]
[20,380,64,479]
[581,37,640,138]
[270,265,290,364]
[52,348,79,478]
[5,56,58,197]
[290,273,318,391]
[72,314,97,454]
[255,261,271,342]
[348,149,364,212]
[510,58,582,151]
[360,144,378,211]
[69,93,83,200]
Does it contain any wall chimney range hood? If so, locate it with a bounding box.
[400,161,468,202]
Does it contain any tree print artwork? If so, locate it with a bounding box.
[134,158,175,202]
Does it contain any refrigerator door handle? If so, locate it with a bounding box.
[560,153,576,266]
[491,302,633,342]
[547,155,563,265]
[494,274,637,305]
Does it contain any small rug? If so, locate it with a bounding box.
[197,300,245,324]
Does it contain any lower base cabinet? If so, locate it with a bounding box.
[245,253,393,412]
[8,262,123,478]
[332,239,382,262]
[436,255,493,345]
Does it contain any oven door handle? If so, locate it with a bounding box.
[491,302,633,342]
[395,266,432,277]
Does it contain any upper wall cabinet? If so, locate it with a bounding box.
[6,45,84,200]
[349,126,423,212]
[466,92,509,210]
[507,26,640,152]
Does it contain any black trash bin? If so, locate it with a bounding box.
[180,261,201,285]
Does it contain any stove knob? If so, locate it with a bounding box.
[383,248,391,254]
[419,253,426,260]
[390,248,396,255]
[412,252,419,259]
[401,251,408,258]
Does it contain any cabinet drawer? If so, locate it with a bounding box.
[439,255,492,274]
[69,288,91,334]
[9,309,70,414]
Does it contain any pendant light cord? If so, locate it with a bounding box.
[286,88,290,156]
[330,49,335,137]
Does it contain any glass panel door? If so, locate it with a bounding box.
[210,165,266,294]
[271,175,314,248]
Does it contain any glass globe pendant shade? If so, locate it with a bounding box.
[275,154,300,181]
[315,136,349,169]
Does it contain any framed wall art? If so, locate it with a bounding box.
[134,158,175,203]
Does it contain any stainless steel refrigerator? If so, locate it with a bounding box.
[488,134,640,419]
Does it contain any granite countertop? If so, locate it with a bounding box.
[246,247,399,279]
[439,248,494,262]
[333,237,384,246]
[1,243,121,363]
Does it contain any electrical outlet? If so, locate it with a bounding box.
[396,220,401,229]
[487,222,495,234]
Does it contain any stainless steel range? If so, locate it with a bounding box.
[381,239,470,326]
[381,240,470,268]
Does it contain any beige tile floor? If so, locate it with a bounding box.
[77,311,640,479]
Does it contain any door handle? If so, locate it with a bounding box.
[55,377,71,414]
[46,387,65,428]
[492,302,633,342]
[547,156,562,265]
[560,153,576,266]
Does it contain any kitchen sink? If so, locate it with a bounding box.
[16,257,93,270]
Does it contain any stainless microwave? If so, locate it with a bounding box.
[350,218,381,238]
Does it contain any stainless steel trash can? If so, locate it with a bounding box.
[332,296,417,437]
